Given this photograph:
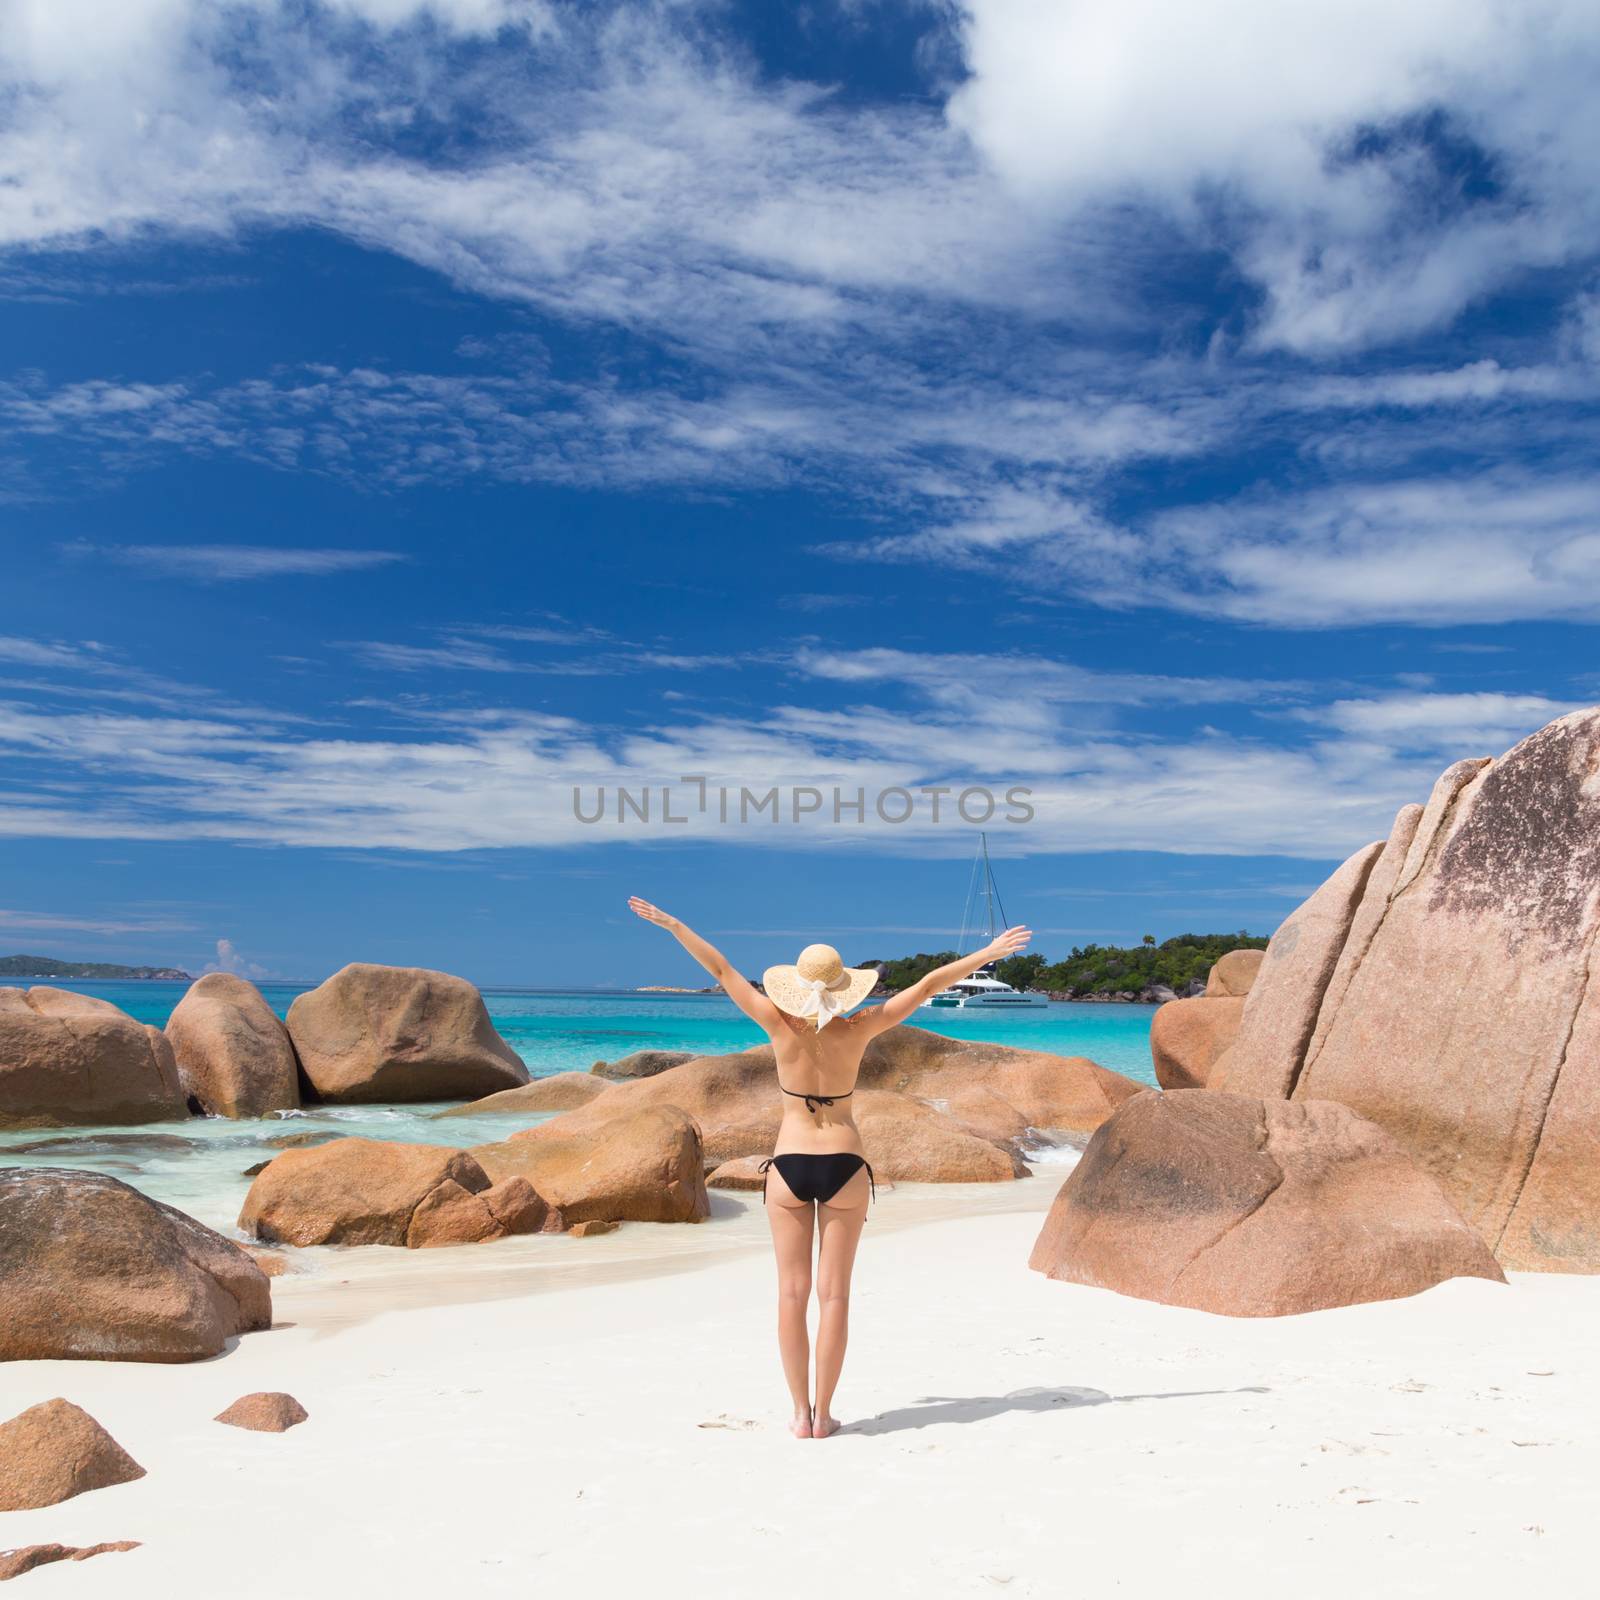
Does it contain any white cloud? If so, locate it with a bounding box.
[1305,692,1589,753]
[949,0,1600,351]
[790,647,1297,713]
[1145,474,1600,626]
[0,658,1582,859]
[64,542,409,581]
[203,936,269,978]
[831,468,1600,628]
[0,637,107,670]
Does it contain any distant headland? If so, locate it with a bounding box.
[0,954,193,981]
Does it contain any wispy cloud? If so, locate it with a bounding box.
[62,542,409,582]
[0,906,197,937]
[0,644,1583,858]
[1302,692,1589,752]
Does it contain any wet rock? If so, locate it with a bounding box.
[542,1025,1144,1170]
[590,1049,694,1080]
[166,973,300,1119]
[264,1129,344,1151]
[7,1132,198,1157]
[433,1072,606,1118]
[238,1138,551,1249]
[0,989,185,1129]
[473,1103,709,1224]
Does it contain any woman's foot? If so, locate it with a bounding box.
[789,1408,813,1440]
[811,1411,840,1439]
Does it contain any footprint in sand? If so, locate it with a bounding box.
[697,1415,758,1431]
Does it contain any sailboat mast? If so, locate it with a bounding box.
[981,832,995,944]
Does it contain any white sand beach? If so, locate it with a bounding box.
[2,1178,1593,1599]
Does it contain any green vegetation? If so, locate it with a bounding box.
[860,932,1268,998]
[0,954,192,980]
[865,951,962,992]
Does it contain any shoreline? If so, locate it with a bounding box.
[266,1167,1069,1332]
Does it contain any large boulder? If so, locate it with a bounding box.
[0,1399,145,1510]
[166,973,300,1118]
[473,1103,709,1224]
[1210,837,1393,1098]
[859,1026,1145,1135]
[237,1138,553,1247]
[286,964,528,1103]
[1203,949,1265,997]
[1214,709,1600,1272]
[0,1168,271,1362]
[0,989,185,1128]
[537,1025,1144,1169]
[433,1071,606,1118]
[1030,1091,1505,1316]
[851,1090,1026,1181]
[1149,995,1244,1090]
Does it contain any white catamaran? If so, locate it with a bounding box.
[921,833,1049,1010]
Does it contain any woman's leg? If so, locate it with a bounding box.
[811,1166,870,1438]
[764,1174,816,1438]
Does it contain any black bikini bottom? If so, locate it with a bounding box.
[758,1152,876,1206]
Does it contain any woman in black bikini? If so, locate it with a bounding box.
[628,896,1031,1439]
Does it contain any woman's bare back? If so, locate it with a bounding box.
[767,1010,874,1156]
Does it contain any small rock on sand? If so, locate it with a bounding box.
[0,1400,145,1511]
[214,1392,309,1432]
[0,1542,141,1581]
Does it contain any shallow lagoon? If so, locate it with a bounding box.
[0,983,1153,1232]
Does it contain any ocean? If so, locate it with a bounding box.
[0,982,1155,1232]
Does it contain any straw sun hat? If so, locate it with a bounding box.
[762,944,879,1030]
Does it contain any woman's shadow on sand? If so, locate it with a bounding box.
[843,1383,1270,1436]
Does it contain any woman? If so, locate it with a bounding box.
[628,896,1031,1439]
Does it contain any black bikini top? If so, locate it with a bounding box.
[780,1085,854,1116]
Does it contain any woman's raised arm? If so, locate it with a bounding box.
[858,926,1033,1032]
[628,897,784,1030]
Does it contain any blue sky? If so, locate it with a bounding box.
[3,0,1598,985]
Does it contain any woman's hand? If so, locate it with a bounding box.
[628,896,680,929]
[982,925,1032,962]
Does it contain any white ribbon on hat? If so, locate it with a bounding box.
[794,973,849,1029]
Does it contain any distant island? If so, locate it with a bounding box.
[0,954,193,981]
[641,933,1271,1006]
[861,932,1270,1002]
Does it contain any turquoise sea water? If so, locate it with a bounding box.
[0,981,1154,1232]
[3,982,1158,1080]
